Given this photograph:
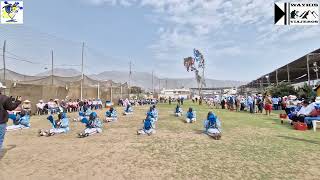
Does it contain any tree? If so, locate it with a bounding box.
[296,83,315,100]
[267,83,296,97]
[130,86,143,94]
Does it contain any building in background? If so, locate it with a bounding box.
[190,87,238,98]
[159,88,190,99]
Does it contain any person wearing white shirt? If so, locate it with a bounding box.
[92,99,98,110]
[97,99,103,109]
[36,100,46,115]
[291,100,312,123]
[47,99,57,114]
[297,102,311,116]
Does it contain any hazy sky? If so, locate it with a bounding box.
[1,0,320,81]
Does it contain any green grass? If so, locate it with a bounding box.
[2,100,320,180]
[134,101,320,179]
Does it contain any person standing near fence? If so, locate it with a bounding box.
[0,83,22,155]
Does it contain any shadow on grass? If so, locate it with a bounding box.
[277,135,320,145]
[0,144,16,160]
[170,114,180,118]
[173,116,186,124]
[194,130,204,134]
[179,118,187,123]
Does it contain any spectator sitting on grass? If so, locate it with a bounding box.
[304,97,320,129]
[287,100,303,123]
[98,99,103,109]
[48,99,58,114]
[36,100,47,115]
[22,100,32,115]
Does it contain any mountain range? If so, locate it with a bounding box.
[35,68,246,90]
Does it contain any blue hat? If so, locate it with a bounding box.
[89,112,97,119]
[146,111,154,118]
[79,111,85,117]
[208,114,216,121]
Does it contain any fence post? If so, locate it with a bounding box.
[110,86,113,102]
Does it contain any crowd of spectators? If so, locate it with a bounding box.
[36,99,104,115]
[204,94,290,116]
[202,93,320,130]
[118,98,158,106]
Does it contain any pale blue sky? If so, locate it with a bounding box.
[1,0,320,81]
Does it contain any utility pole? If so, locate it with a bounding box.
[276,69,278,86]
[110,84,113,102]
[152,70,154,94]
[165,79,168,89]
[307,54,310,86]
[81,42,84,101]
[129,61,132,87]
[287,65,290,84]
[2,41,6,90]
[129,61,132,96]
[97,82,100,99]
[51,50,54,85]
[120,84,123,98]
[200,63,205,97]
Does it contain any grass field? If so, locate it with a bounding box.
[0,101,320,180]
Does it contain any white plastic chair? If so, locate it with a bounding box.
[312,120,320,132]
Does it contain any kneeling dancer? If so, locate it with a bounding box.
[39,113,70,136]
[78,112,103,138]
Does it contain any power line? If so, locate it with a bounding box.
[0,51,81,67]
[2,54,39,64]
[0,26,82,46]
[2,54,81,67]
[85,45,128,63]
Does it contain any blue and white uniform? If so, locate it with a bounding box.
[74,109,92,122]
[40,113,70,136]
[186,108,196,123]
[203,112,222,139]
[79,112,103,137]
[152,107,159,121]
[6,112,31,131]
[146,110,157,129]
[137,116,155,135]
[175,105,183,117]
[123,104,133,115]
[105,108,118,122]
[49,113,70,134]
